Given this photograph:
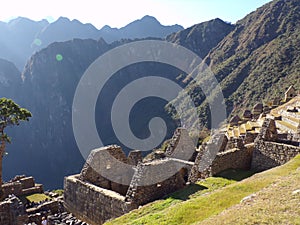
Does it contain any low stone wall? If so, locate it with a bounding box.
[0,200,11,225]
[21,185,43,196]
[2,183,23,198]
[19,177,35,189]
[189,141,254,182]
[2,176,43,199]
[64,175,136,225]
[251,141,300,171]
[211,146,253,175]
[125,159,189,206]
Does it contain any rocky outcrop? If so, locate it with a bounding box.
[167,18,234,58]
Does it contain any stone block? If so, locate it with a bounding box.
[19,176,35,189]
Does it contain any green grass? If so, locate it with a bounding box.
[105,155,300,225]
[25,193,50,203]
[52,189,64,196]
[201,160,300,224]
[216,169,257,181]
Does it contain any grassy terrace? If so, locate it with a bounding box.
[105,155,300,225]
[24,193,50,203]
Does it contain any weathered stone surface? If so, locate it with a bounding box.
[79,145,134,195]
[165,128,196,160]
[19,177,35,189]
[128,150,143,166]
[125,159,191,206]
[64,175,135,225]
[189,133,229,182]
[251,117,300,171]
[251,141,300,171]
[189,144,253,182]
[0,195,28,225]
[2,176,43,199]
[2,182,23,198]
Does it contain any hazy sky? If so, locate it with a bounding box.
[0,0,272,29]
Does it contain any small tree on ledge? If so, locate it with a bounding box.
[0,98,31,200]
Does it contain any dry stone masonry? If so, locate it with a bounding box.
[64,128,195,225]
[2,176,43,199]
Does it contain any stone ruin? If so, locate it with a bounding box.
[64,111,300,225]
[64,128,195,225]
[58,93,300,225]
[190,117,300,182]
[2,175,43,199]
[0,175,69,225]
[0,195,27,225]
[251,118,300,171]
[189,132,253,182]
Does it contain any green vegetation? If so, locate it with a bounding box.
[166,0,300,127]
[105,155,300,225]
[0,98,32,200]
[52,189,64,196]
[25,193,50,203]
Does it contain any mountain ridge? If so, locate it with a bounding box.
[168,0,300,127]
[0,15,183,69]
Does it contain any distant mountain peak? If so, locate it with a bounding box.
[56,17,71,23]
[141,15,160,22]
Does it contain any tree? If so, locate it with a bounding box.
[0,98,31,200]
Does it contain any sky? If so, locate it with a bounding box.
[0,0,272,29]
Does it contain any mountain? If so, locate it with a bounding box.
[2,15,231,188]
[100,15,183,43]
[3,38,182,188]
[167,18,235,58]
[0,16,183,69]
[0,58,21,99]
[35,17,100,47]
[167,0,300,127]
[0,17,48,70]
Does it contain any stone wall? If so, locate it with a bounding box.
[79,145,134,196]
[64,129,194,225]
[189,145,253,182]
[2,183,23,198]
[64,175,136,225]
[210,146,253,175]
[189,133,231,182]
[0,196,28,225]
[2,176,43,199]
[125,159,190,206]
[251,141,300,171]
[165,128,196,161]
[251,118,300,171]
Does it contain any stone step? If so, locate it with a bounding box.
[276,120,297,133]
[281,115,300,127]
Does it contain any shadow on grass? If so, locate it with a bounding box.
[216,169,257,181]
[167,183,208,201]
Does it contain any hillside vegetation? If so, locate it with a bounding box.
[167,0,300,126]
[105,154,300,225]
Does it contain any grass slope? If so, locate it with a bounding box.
[105,154,300,225]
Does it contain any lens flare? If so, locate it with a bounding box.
[56,54,63,61]
[33,38,42,46]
